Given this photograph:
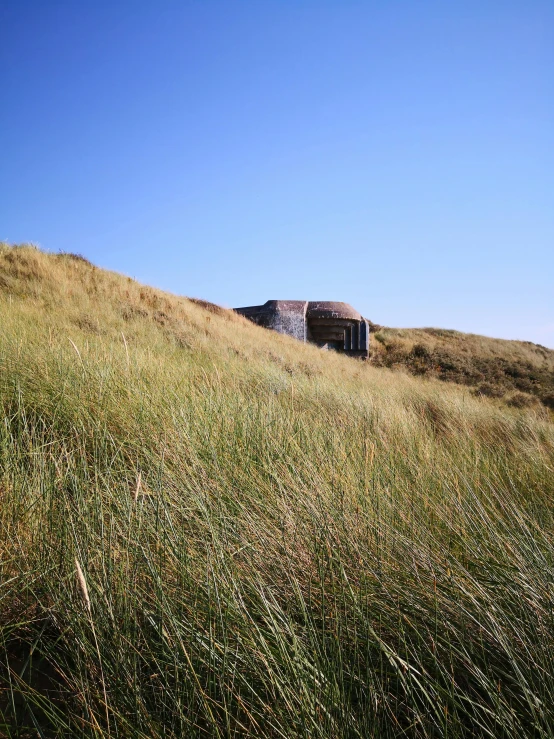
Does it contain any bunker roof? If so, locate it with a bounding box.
[307,302,363,321]
[235,301,364,321]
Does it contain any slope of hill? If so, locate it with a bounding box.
[1,243,553,738]
[370,325,554,409]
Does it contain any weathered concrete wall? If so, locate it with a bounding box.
[235,301,308,341]
[266,301,308,342]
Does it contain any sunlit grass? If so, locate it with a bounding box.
[1,244,553,737]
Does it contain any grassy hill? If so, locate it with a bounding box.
[1,243,553,738]
[369,326,554,410]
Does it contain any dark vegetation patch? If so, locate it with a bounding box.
[121,303,149,321]
[72,314,103,334]
[0,619,70,737]
[506,391,541,408]
[188,297,230,317]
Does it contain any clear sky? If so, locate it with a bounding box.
[2,1,553,346]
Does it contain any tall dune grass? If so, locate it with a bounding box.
[1,245,554,737]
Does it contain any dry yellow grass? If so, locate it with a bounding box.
[1,242,553,738]
[2,242,551,411]
[371,324,554,408]
[373,325,553,367]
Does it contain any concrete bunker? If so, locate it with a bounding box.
[234,300,369,358]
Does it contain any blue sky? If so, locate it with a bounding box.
[2,1,553,346]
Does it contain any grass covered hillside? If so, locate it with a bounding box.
[370,327,554,410]
[1,243,554,738]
